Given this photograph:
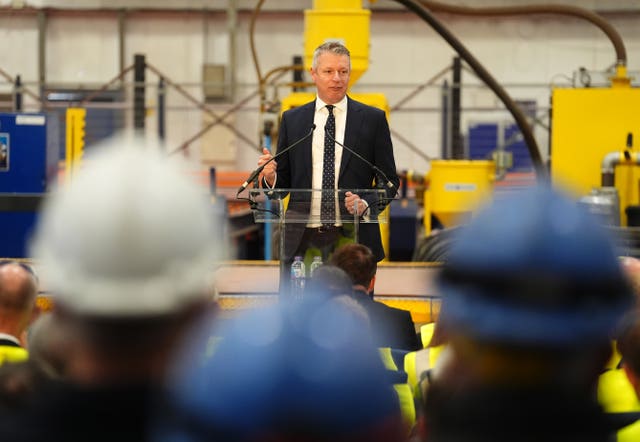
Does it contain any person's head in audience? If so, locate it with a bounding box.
[330,244,421,352]
[419,185,635,442]
[334,295,371,330]
[26,312,68,379]
[0,261,38,351]
[155,295,406,442]
[329,243,377,295]
[0,263,43,410]
[29,138,221,386]
[306,264,354,298]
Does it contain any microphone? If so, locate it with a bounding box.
[237,124,316,195]
[324,126,397,192]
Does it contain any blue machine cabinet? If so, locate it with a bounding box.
[0,113,59,258]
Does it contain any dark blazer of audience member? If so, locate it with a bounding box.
[330,243,421,351]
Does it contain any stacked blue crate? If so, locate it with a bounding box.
[467,122,534,172]
[467,123,498,161]
[504,123,534,171]
[467,121,537,197]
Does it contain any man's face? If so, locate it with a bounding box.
[310,52,350,105]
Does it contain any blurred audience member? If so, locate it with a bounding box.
[0,261,38,366]
[0,312,67,411]
[417,185,635,442]
[154,294,408,442]
[26,312,68,379]
[307,264,418,436]
[597,256,640,442]
[306,263,354,298]
[0,360,49,411]
[0,138,221,441]
[607,312,640,441]
[403,321,449,408]
[329,243,420,351]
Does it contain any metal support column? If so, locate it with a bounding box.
[133,54,146,133]
[157,78,166,145]
[441,79,450,158]
[263,120,274,260]
[14,75,22,112]
[451,56,463,159]
[37,10,46,106]
[227,0,237,100]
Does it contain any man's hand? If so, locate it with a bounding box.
[258,148,276,186]
[345,191,367,216]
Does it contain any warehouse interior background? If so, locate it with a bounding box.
[2,0,638,168]
[1,0,639,265]
[3,4,640,440]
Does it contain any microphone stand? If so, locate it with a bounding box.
[236,124,316,196]
[324,127,397,192]
[323,127,398,215]
[236,124,317,222]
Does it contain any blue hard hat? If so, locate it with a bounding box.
[436,184,634,346]
[153,296,401,441]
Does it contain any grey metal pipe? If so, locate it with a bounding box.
[601,151,640,187]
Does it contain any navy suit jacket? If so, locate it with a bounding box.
[351,289,421,352]
[275,96,399,261]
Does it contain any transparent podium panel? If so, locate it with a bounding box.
[247,188,391,296]
[248,188,389,225]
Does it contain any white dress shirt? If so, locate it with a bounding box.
[309,96,347,227]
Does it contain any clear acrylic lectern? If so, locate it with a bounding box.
[248,188,389,292]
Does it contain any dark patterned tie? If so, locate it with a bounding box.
[321,105,336,226]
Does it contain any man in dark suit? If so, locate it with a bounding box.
[330,243,421,352]
[258,42,399,285]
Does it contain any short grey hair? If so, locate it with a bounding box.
[312,41,351,70]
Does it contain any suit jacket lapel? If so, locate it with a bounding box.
[299,102,316,184]
[339,97,363,180]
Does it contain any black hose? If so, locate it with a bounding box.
[393,0,548,182]
[419,0,626,67]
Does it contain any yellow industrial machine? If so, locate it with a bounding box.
[420,66,640,235]
[423,160,496,234]
[304,0,370,88]
[65,108,86,182]
[551,68,640,226]
[282,0,380,110]
[391,1,640,242]
[421,66,640,236]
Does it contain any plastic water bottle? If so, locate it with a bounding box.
[290,256,306,298]
[309,256,323,278]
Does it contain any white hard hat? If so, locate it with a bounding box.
[30,136,221,317]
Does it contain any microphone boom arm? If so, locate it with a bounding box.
[323,126,398,214]
[324,127,397,192]
[237,124,316,196]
